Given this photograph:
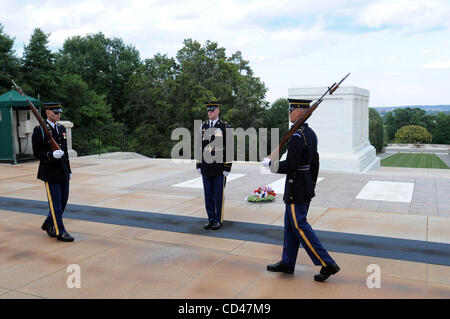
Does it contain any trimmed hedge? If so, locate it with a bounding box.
[394,125,432,144]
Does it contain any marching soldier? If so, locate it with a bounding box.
[262,98,340,282]
[197,101,232,230]
[32,102,74,242]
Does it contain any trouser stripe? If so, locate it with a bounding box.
[220,176,226,223]
[45,182,60,236]
[290,204,326,267]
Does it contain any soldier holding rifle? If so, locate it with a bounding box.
[32,102,74,242]
[262,74,349,281]
[12,81,75,242]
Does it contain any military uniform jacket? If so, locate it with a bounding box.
[276,123,319,203]
[196,119,233,176]
[32,122,72,184]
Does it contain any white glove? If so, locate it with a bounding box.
[223,171,229,177]
[69,173,72,180]
[262,157,271,168]
[53,150,64,159]
[197,168,201,175]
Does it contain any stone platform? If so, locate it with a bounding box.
[0,153,449,299]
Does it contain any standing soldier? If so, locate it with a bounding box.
[32,102,74,242]
[262,98,340,282]
[197,101,232,230]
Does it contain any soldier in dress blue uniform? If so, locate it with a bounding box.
[197,101,232,230]
[32,102,74,242]
[262,98,340,282]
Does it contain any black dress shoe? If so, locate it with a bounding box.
[57,231,74,242]
[204,221,214,229]
[267,261,294,274]
[314,263,340,282]
[211,222,222,230]
[41,223,56,238]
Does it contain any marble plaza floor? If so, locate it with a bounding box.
[0,152,449,299]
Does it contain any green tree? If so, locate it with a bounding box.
[225,50,268,129]
[57,74,123,155]
[124,54,180,157]
[369,108,384,152]
[175,39,268,130]
[384,108,433,141]
[394,125,432,144]
[430,112,450,144]
[56,32,141,120]
[124,39,268,158]
[21,28,58,101]
[262,98,289,132]
[58,74,114,127]
[0,24,20,93]
[260,98,290,156]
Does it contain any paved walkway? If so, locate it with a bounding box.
[0,153,449,299]
[385,143,449,154]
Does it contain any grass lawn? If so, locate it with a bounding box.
[381,153,449,169]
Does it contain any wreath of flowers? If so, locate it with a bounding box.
[246,185,276,203]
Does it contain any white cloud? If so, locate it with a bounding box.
[424,60,450,69]
[388,57,397,64]
[358,0,450,31]
[1,0,450,106]
[423,49,441,54]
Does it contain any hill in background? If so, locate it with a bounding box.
[374,105,450,115]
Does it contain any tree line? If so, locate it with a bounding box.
[2,24,446,159]
[368,107,449,152]
[1,24,293,158]
[383,108,450,145]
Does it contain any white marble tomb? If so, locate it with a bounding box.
[288,86,380,173]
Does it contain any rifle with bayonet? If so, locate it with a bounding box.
[11,80,61,151]
[268,72,350,160]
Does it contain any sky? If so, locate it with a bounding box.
[1,0,450,107]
